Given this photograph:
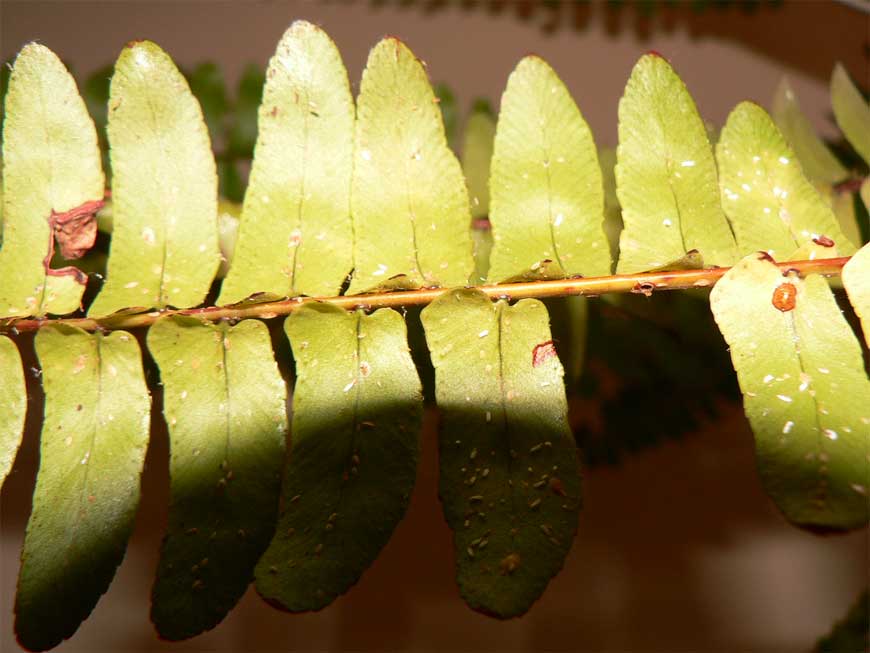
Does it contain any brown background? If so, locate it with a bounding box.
[1,1,869,652]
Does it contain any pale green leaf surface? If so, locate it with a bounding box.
[0,44,104,318]
[488,57,610,283]
[421,289,581,617]
[616,54,736,273]
[462,103,495,220]
[598,147,623,262]
[147,316,286,640]
[827,187,863,250]
[710,254,870,530]
[843,242,870,347]
[218,22,354,304]
[216,199,240,278]
[88,41,220,317]
[256,304,422,611]
[16,326,149,651]
[471,225,493,285]
[716,102,855,258]
[771,78,848,185]
[831,63,870,166]
[347,38,473,294]
[0,335,26,489]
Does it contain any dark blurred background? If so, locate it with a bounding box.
[1,1,869,651]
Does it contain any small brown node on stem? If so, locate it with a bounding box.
[772,282,797,312]
[631,281,655,297]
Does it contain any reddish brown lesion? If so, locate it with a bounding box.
[532,340,557,367]
[772,282,797,312]
[42,198,104,285]
[812,235,835,248]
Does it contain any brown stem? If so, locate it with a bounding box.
[1,256,851,334]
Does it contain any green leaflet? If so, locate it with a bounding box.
[16,325,149,651]
[831,63,870,166]
[0,44,104,318]
[462,101,495,220]
[255,304,422,611]
[717,102,855,259]
[88,41,220,317]
[616,54,736,273]
[824,185,863,251]
[598,147,623,262]
[710,254,870,530]
[0,335,26,489]
[461,102,496,284]
[843,242,870,347]
[347,38,474,294]
[487,57,610,283]
[421,289,581,618]
[218,22,354,304]
[771,78,848,185]
[146,316,286,640]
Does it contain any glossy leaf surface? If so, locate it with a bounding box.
[616,54,736,273]
[488,57,610,282]
[716,102,854,258]
[348,38,473,294]
[218,21,354,303]
[89,41,220,317]
[0,44,104,318]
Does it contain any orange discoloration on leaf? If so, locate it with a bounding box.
[772,282,797,312]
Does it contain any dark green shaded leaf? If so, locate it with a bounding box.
[255,304,422,611]
[421,289,581,618]
[147,316,286,640]
[16,326,149,651]
[89,41,220,317]
[710,253,870,530]
[434,82,458,148]
[227,64,265,158]
[218,21,354,303]
[0,335,26,489]
[0,44,104,318]
[347,38,473,294]
[186,62,229,145]
[616,54,736,273]
[488,56,610,282]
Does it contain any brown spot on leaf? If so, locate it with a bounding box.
[49,198,104,259]
[812,235,835,248]
[499,553,521,575]
[548,476,567,497]
[772,282,797,312]
[532,340,557,367]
